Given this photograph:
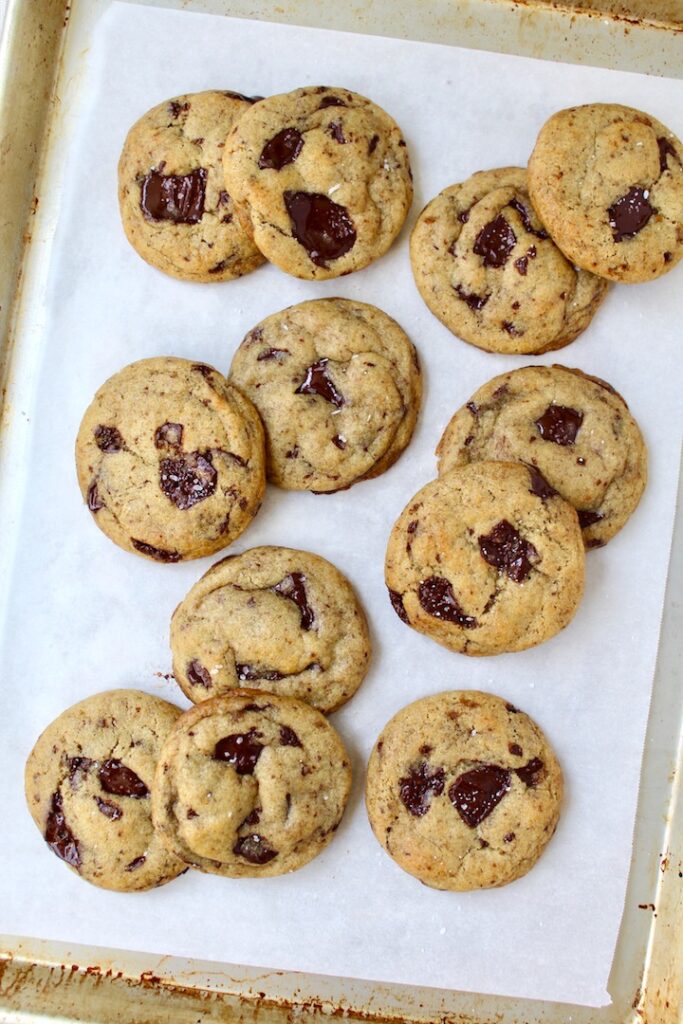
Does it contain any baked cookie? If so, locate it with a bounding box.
[436,365,647,548]
[222,86,412,279]
[152,691,351,877]
[24,690,187,892]
[385,461,584,656]
[410,167,609,354]
[366,691,563,890]
[229,298,421,492]
[171,546,370,712]
[528,104,683,282]
[76,357,265,562]
[118,90,265,282]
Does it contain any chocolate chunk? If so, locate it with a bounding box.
[68,757,93,783]
[535,404,583,446]
[327,121,347,144]
[514,244,537,275]
[458,208,470,224]
[478,520,538,583]
[236,664,284,682]
[388,588,409,624]
[45,792,81,868]
[399,761,445,817]
[448,764,511,827]
[257,347,290,362]
[608,187,654,242]
[154,422,183,449]
[509,743,523,757]
[664,251,673,263]
[159,451,217,510]
[141,168,207,224]
[578,509,604,529]
[233,833,278,864]
[272,572,315,629]
[192,363,215,380]
[187,660,212,689]
[94,425,123,452]
[418,577,478,628]
[99,760,149,798]
[658,136,680,173]
[368,134,380,154]
[507,197,549,239]
[168,100,189,119]
[515,757,544,787]
[318,95,346,109]
[208,260,228,275]
[466,401,478,415]
[95,797,122,820]
[526,464,558,500]
[473,215,516,268]
[506,703,519,713]
[131,539,181,562]
[454,283,489,311]
[258,127,304,170]
[283,191,356,267]
[502,321,522,336]
[503,832,515,843]
[222,90,263,103]
[295,358,345,408]
[125,855,146,871]
[332,434,347,450]
[241,808,261,828]
[214,730,264,774]
[87,482,104,512]
[285,446,299,459]
[280,725,302,748]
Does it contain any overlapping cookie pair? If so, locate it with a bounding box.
[119,86,413,282]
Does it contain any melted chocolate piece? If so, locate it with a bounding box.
[657,136,680,173]
[399,761,446,817]
[141,168,207,224]
[233,833,278,864]
[458,208,470,224]
[502,321,522,336]
[214,730,264,774]
[94,425,123,452]
[515,757,544,787]
[125,855,146,871]
[478,520,538,583]
[418,577,477,628]
[87,482,104,512]
[272,572,315,629]
[192,363,215,380]
[503,832,515,843]
[283,191,356,267]
[95,797,122,820]
[154,422,183,449]
[236,664,284,682]
[578,509,604,529]
[280,725,302,748]
[535,404,583,446]
[222,90,263,103]
[168,100,189,119]
[68,757,93,783]
[509,743,523,757]
[514,245,537,276]
[295,358,345,408]
[388,588,409,624]
[258,127,304,170]
[368,134,379,154]
[187,660,212,689]
[318,95,347,109]
[159,451,217,510]
[257,347,290,362]
[45,792,81,868]
[507,197,549,239]
[332,434,346,450]
[208,260,228,275]
[241,808,261,828]
[454,283,489,311]
[131,539,181,562]
[99,760,149,798]
[473,215,516,268]
[328,121,347,144]
[466,401,478,415]
[608,187,654,242]
[526,465,558,500]
[448,764,511,827]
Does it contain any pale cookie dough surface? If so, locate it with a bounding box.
[223,85,413,279]
[366,691,563,891]
[76,357,265,562]
[118,90,265,282]
[410,167,609,355]
[171,546,370,712]
[152,691,352,877]
[24,690,187,892]
[528,104,683,283]
[229,298,421,492]
[436,364,647,548]
[385,461,585,656]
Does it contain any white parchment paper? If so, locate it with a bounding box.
[2,2,682,1007]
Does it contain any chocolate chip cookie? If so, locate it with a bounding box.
[528,104,683,282]
[366,691,563,890]
[152,691,352,877]
[75,357,265,562]
[118,90,265,282]
[24,690,187,891]
[222,86,412,279]
[171,546,370,712]
[385,461,584,656]
[410,167,609,354]
[229,298,421,492]
[436,364,647,548]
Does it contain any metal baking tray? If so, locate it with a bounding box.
[0,1,681,1021]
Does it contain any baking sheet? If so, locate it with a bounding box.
[1,1,682,1008]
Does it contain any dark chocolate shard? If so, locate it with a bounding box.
[258,128,304,170]
[535,404,583,446]
[233,833,278,864]
[154,422,183,450]
[473,215,516,268]
[399,761,445,817]
[295,358,345,408]
[236,664,284,683]
[272,572,316,629]
[159,451,217,510]
[280,725,302,748]
[608,187,654,242]
[45,792,81,868]
[95,797,122,820]
[418,577,478,628]
[454,284,489,311]
[507,197,549,239]
[515,757,544,787]
[131,539,181,562]
[578,509,604,529]
[98,760,149,799]
[388,588,409,624]
[283,190,356,267]
[87,482,104,512]
[141,168,207,224]
[257,348,290,362]
[187,660,212,689]
[478,520,539,583]
[526,464,558,500]
[94,425,123,453]
[449,764,511,827]
[214,730,264,774]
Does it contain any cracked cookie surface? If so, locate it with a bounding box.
[385,461,584,656]
[24,690,187,891]
[436,364,647,548]
[528,104,683,282]
[229,298,421,492]
[76,357,265,562]
[118,90,265,282]
[410,167,609,354]
[152,691,352,877]
[366,691,563,890]
[171,546,370,712]
[222,86,413,279]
